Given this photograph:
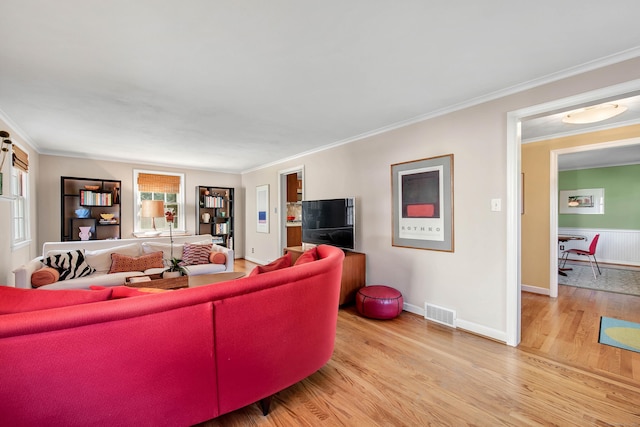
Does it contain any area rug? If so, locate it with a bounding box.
[599,317,640,353]
[558,263,640,297]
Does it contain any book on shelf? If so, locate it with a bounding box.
[203,195,224,208]
[215,222,229,234]
[80,190,112,206]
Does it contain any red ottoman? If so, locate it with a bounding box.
[356,285,403,320]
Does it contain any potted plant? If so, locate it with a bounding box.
[162,209,188,277]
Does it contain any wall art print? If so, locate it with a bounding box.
[256,184,269,233]
[391,154,454,252]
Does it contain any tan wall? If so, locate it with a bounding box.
[521,124,640,289]
[37,155,244,256]
[2,56,640,338]
[242,57,640,340]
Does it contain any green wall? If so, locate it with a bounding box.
[559,164,640,229]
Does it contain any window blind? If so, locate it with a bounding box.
[137,173,181,193]
[12,145,28,173]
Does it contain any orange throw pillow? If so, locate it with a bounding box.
[293,247,319,266]
[209,252,227,265]
[108,251,164,274]
[248,252,292,276]
[31,267,60,287]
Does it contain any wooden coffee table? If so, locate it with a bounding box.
[187,272,246,288]
[126,272,245,290]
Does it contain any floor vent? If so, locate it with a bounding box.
[424,303,456,328]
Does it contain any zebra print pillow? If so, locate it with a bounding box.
[44,249,96,281]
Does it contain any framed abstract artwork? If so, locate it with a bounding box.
[256,184,269,233]
[391,154,454,251]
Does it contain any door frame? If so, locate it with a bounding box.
[277,165,304,254]
[506,78,640,346]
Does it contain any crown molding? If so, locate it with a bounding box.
[245,46,640,174]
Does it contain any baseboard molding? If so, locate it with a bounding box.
[455,320,507,343]
[403,302,507,343]
[243,255,267,265]
[521,284,550,295]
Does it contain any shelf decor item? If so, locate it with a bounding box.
[78,226,92,241]
[75,208,91,218]
[391,154,454,252]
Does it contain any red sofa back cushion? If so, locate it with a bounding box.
[0,286,113,314]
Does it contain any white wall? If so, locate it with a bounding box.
[241,57,640,342]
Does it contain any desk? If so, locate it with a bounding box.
[558,235,586,276]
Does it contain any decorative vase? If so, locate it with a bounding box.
[78,226,92,241]
[202,212,211,223]
[75,208,91,218]
[162,270,181,278]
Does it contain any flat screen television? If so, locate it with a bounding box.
[301,198,355,250]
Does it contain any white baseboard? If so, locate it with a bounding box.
[402,302,507,343]
[521,284,550,295]
[243,256,267,265]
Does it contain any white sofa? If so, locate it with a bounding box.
[13,234,234,290]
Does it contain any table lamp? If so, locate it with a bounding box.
[141,200,165,236]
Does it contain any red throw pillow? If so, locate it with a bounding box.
[294,247,319,266]
[108,251,164,274]
[248,252,292,276]
[31,267,60,287]
[0,286,113,314]
[209,252,227,265]
[181,243,213,265]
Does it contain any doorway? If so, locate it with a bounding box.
[278,165,304,255]
[551,139,640,297]
[506,78,640,346]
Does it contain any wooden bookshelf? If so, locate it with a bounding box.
[61,176,121,241]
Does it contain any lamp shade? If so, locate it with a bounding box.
[141,200,165,218]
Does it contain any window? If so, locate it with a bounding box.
[11,145,29,246]
[133,170,185,234]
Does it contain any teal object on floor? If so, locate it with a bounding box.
[599,317,640,353]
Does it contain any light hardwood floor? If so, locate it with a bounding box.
[197,260,640,426]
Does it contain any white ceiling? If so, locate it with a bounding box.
[2,1,640,173]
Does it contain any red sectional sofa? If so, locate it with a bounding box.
[0,245,345,426]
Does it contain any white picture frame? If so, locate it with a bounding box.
[559,188,604,214]
[256,184,269,233]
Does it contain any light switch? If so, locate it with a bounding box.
[491,198,501,212]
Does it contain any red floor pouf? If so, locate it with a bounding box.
[356,285,403,320]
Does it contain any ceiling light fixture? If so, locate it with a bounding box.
[562,103,627,124]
